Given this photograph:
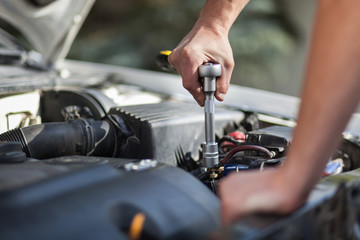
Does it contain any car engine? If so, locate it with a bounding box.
[1,83,360,240]
[1,0,360,239]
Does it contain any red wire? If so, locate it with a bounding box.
[220,145,272,164]
[221,143,238,148]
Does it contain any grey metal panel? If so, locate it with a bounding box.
[0,66,56,94]
[60,60,300,117]
[60,60,360,134]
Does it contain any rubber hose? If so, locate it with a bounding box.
[0,119,117,159]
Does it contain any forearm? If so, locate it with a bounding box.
[218,0,360,224]
[282,0,360,198]
[195,0,249,34]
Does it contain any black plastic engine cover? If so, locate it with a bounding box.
[0,156,220,240]
[245,125,293,157]
[109,101,244,165]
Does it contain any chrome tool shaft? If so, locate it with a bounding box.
[199,63,221,168]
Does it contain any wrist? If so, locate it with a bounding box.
[196,0,248,36]
[194,17,230,37]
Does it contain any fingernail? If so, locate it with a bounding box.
[217,93,225,101]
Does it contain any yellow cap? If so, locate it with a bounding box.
[129,213,146,240]
[160,50,172,56]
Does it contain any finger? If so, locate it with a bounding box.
[169,49,205,106]
[215,60,234,102]
[179,54,205,106]
[182,66,205,106]
[191,85,205,107]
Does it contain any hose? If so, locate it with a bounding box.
[0,118,118,159]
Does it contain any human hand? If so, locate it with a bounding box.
[218,168,307,225]
[168,22,234,106]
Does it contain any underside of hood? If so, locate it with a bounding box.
[0,0,94,67]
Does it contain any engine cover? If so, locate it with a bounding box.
[0,156,219,240]
[109,101,244,165]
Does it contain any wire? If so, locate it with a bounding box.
[259,161,265,172]
[218,136,243,147]
[220,143,238,149]
[220,145,273,164]
[129,213,146,240]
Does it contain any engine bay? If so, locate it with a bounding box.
[1,87,358,183]
[1,80,360,239]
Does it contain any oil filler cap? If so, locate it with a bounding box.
[0,142,27,163]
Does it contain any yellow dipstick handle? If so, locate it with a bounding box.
[128,213,146,240]
[156,50,175,71]
[159,50,172,56]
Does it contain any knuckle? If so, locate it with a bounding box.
[168,50,178,66]
[168,54,175,65]
[224,59,234,70]
[182,80,193,90]
[217,79,227,88]
[222,84,230,92]
[217,81,229,93]
[180,47,194,59]
[228,60,235,69]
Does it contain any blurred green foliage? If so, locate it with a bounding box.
[68,0,298,95]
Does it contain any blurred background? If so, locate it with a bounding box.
[68,0,316,97]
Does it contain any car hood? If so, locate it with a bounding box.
[0,0,94,66]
